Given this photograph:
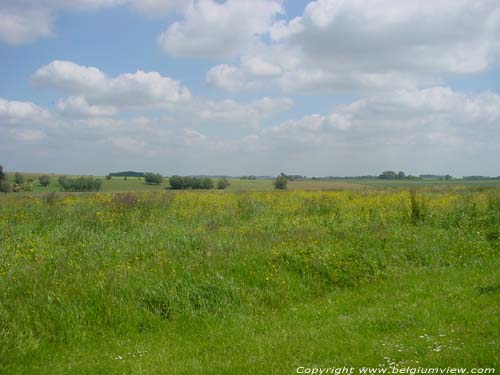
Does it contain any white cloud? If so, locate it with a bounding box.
[199,97,292,130]
[32,60,191,111]
[256,87,500,150]
[241,57,282,77]
[0,0,190,44]
[0,98,50,124]
[209,0,500,93]
[57,96,117,117]
[157,0,283,58]
[206,64,254,92]
[0,6,53,44]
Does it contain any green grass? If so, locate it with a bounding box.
[0,189,499,373]
[5,172,500,194]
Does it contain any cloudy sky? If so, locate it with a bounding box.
[1,0,500,177]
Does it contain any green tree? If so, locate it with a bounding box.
[379,171,398,180]
[397,171,406,179]
[217,178,230,190]
[0,180,12,193]
[15,172,25,185]
[274,175,288,190]
[0,165,5,181]
[39,175,51,187]
[201,177,214,190]
[144,172,163,184]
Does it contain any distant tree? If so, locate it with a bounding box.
[445,174,452,180]
[106,174,112,180]
[379,171,398,180]
[0,165,5,181]
[144,172,163,184]
[217,178,230,190]
[39,175,51,187]
[0,180,12,193]
[58,176,68,189]
[201,177,214,190]
[59,177,101,192]
[169,175,184,190]
[274,175,288,190]
[169,175,214,190]
[15,173,25,185]
[397,171,406,179]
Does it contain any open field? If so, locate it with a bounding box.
[1,188,499,374]
[5,172,500,193]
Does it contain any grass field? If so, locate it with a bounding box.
[1,188,499,374]
[5,172,500,193]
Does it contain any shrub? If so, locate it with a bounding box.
[39,175,51,187]
[217,178,230,190]
[0,180,12,193]
[14,173,25,185]
[169,176,214,190]
[0,165,4,181]
[144,172,163,184]
[106,174,112,180]
[59,177,102,192]
[202,177,214,190]
[274,175,288,190]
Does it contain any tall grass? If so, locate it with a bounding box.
[0,189,499,373]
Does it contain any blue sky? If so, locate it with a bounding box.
[1,0,500,176]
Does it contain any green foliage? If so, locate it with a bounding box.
[144,172,163,184]
[379,170,398,179]
[14,172,25,185]
[38,175,51,186]
[169,176,214,190]
[105,174,112,180]
[216,178,230,190]
[274,175,288,189]
[0,180,12,193]
[59,176,102,192]
[0,165,4,181]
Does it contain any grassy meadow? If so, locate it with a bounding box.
[1,186,499,374]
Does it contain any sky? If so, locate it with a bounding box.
[1,0,500,177]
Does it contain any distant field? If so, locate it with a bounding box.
[5,172,500,193]
[346,178,500,188]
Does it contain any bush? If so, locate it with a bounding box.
[169,176,214,190]
[0,180,12,193]
[14,173,25,185]
[274,175,288,190]
[144,172,163,184]
[59,177,102,192]
[106,174,112,180]
[0,165,4,181]
[217,178,230,190]
[39,175,51,187]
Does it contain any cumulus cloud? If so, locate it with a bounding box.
[208,0,500,93]
[255,87,500,151]
[32,60,191,111]
[0,98,51,124]
[57,96,117,117]
[198,97,292,130]
[0,0,190,44]
[0,98,51,146]
[157,0,283,58]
